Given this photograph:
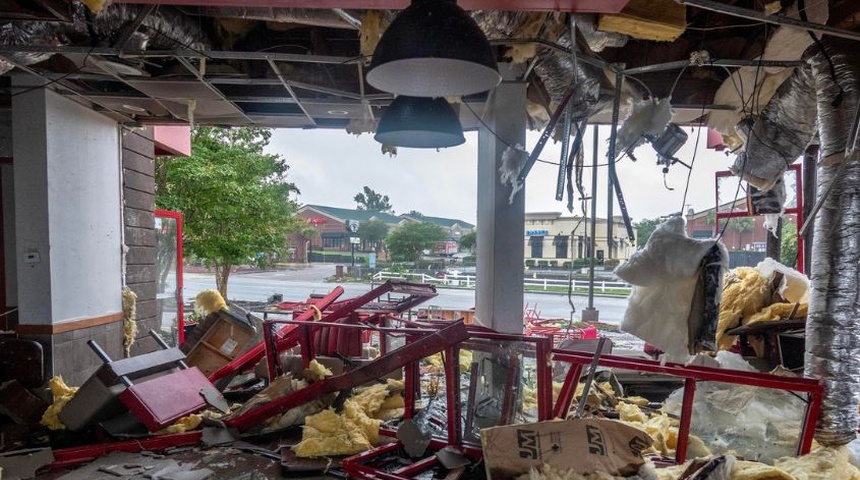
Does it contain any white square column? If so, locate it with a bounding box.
[475,76,527,333]
[12,84,123,327]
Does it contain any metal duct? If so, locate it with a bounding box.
[573,14,627,52]
[731,49,817,190]
[470,11,612,122]
[0,3,209,75]
[91,4,210,50]
[206,7,362,30]
[533,33,612,121]
[805,38,860,447]
[0,20,68,74]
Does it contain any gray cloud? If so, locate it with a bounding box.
[267,126,736,225]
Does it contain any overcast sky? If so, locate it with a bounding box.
[267,125,739,225]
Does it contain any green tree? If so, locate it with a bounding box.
[729,217,755,232]
[780,220,798,267]
[358,219,390,252]
[354,186,393,212]
[386,222,447,262]
[704,210,716,225]
[459,231,477,252]
[156,126,301,298]
[634,217,662,249]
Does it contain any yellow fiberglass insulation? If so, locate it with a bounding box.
[773,447,860,480]
[195,289,227,315]
[747,302,808,325]
[81,0,111,12]
[122,286,138,358]
[293,399,382,458]
[424,350,474,372]
[359,10,383,59]
[617,403,710,459]
[304,359,333,381]
[41,376,78,430]
[516,462,661,480]
[617,402,648,424]
[654,448,860,480]
[153,414,202,435]
[717,267,770,350]
[352,378,405,420]
[516,462,627,480]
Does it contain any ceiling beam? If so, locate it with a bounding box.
[109,0,629,14]
[174,56,255,123]
[679,0,860,42]
[268,58,316,127]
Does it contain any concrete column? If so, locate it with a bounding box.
[13,86,123,327]
[476,75,527,333]
[12,83,124,384]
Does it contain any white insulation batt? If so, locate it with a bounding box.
[615,217,727,360]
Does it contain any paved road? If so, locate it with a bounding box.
[183,266,630,323]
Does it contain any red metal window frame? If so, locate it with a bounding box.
[154,210,185,344]
[551,349,822,464]
[714,163,804,273]
[341,330,554,480]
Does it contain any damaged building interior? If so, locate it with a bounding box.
[0,0,859,479]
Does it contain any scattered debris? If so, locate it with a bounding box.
[0,381,48,425]
[0,448,54,480]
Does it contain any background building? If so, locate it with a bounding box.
[289,205,475,262]
[523,212,635,268]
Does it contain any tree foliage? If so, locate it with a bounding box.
[354,186,393,212]
[729,217,755,232]
[405,210,424,218]
[634,217,663,249]
[780,220,799,267]
[459,231,477,252]
[704,210,716,225]
[358,219,390,252]
[155,127,301,297]
[386,222,447,262]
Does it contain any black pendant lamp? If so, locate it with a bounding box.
[374,96,466,149]
[366,0,501,98]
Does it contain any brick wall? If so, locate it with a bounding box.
[121,127,158,355]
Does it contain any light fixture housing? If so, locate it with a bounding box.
[374,96,466,149]
[366,0,501,97]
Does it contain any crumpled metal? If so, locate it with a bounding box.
[91,4,210,50]
[731,48,817,190]
[809,39,860,163]
[0,20,64,71]
[573,14,627,52]
[804,38,860,447]
[0,3,210,74]
[533,33,611,121]
[472,11,611,121]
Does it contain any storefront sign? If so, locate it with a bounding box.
[526,230,549,236]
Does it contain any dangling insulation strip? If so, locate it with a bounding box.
[805,39,860,447]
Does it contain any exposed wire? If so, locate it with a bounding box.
[668,64,689,102]
[624,74,654,99]
[463,101,624,168]
[680,101,709,211]
[686,22,765,31]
